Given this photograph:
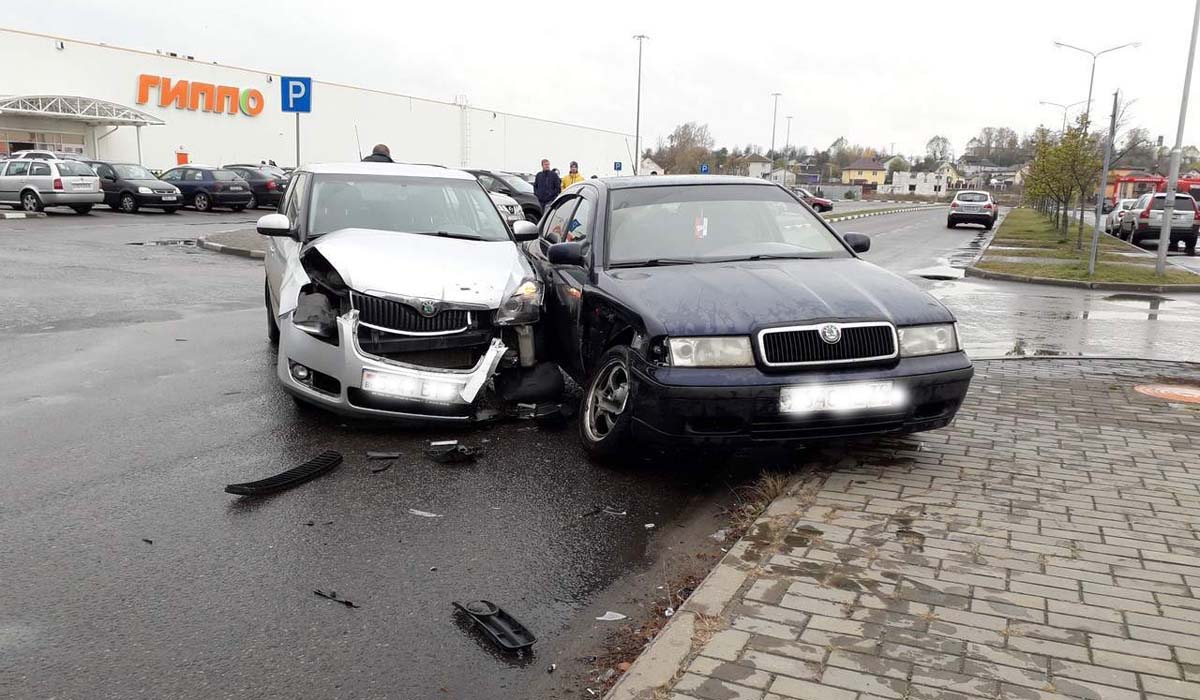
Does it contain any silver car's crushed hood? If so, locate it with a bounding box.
[280,227,532,315]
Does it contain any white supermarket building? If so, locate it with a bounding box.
[0,27,635,175]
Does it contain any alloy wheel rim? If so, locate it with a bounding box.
[122,196,135,212]
[584,360,629,441]
[196,194,208,210]
[22,194,36,211]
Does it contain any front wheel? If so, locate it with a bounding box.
[946,220,956,229]
[71,205,93,215]
[193,192,211,212]
[580,346,635,459]
[120,193,139,213]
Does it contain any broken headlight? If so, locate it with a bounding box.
[494,279,542,326]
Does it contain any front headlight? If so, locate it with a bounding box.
[137,186,153,194]
[668,337,755,367]
[494,279,542,325]
[898,324,958,357]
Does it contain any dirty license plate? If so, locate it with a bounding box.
[230,186,243,191]
[161,195,177,201]
[779,381,902,414]
[962,205,980,212]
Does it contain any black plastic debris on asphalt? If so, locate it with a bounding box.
[314,589,360,608]
[426,440,479,464]
[453,600,536,652]
[224,451,343,496]
[366,451,401,460]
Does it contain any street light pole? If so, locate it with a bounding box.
[1089,91,1120,276]
[769,92,782,158]
[1053,41,1140,132]
[1157,0,1200,275]
[633,34,649,175]
[1039,100,1087,134]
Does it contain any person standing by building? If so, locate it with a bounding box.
[534,159,561,211]
[561,161,585,189]
[362,144,393,163]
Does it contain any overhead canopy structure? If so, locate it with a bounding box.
[0,94,164,126]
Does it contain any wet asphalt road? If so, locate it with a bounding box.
[3,206,1200,699]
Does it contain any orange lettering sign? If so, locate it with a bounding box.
[136,74,263,117]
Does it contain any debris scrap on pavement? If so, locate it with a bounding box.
[595,611,627,621]
[224,450,343,496]
[426,440,479,464]
[313,589,360,608]
[453,600,536,652]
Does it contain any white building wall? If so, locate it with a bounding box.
[0,28,633,174]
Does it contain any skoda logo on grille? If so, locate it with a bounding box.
[819,323,842,344]
[418,300,438,317]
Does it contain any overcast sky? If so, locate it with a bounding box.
[14,0,1200,159]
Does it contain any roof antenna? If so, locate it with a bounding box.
[354,125,362,161]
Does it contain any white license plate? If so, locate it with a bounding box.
[161,195,177,201]
[780,381,902,414]
[230,186,243,191]
[962,205,980,212]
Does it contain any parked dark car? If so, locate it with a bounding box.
[158,166,253,212]
[85,160,183,213]
[467,169,542,222]
[525,176,973,457]
[222,164,288,209]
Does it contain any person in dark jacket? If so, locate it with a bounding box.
[362,144,393,163]
[533,159,561,210]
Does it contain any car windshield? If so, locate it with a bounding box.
[1151,195,1196,210]
[606,184,851,267]
[308,174,510,240]
[212,169,240,181]
[956,192,989,203]
[55,161,95,176]
[797,188,813,198]
[498,172,535,194]
[113,164,156,179]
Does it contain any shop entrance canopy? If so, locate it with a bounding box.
[0,95,164,126]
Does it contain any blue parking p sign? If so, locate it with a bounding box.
[614,161,622,172]
[700,163,710,174]
[280,76,312,113]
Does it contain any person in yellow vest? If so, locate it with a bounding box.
[561,161,585,189]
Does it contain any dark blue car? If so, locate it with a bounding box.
[525,176,973,457]
[159,166,253,212]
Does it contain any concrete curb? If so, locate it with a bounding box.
[824,204,944,223]
[196,235,265,260]
[0,211,48,219]
[963,265,1200,292]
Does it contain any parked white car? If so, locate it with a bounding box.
[259,162,561,421]
[0,158,103,213]
[1105,198,1139,234]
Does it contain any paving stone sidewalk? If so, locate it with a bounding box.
[607,359,1200,700]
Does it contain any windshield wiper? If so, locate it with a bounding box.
[411,230,484,241]
[720,253,823,261]
[609,258,701,268]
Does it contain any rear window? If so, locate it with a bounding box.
[1151,195,1197,210]
[55,161,95,176]
[956,192,989,203]
[212,169,240,181]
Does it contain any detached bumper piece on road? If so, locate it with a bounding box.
[453,600,536,652]
[224,450,343,496]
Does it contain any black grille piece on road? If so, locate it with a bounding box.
[760,323,896,366]
[224,451,343,496]
[352,292,471,335]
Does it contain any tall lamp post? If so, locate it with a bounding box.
[1157,0,1200,275]
[1039,99,1088,134]
[633,34,649,175]
[1053,41,1140,132]
[769,92,782,158]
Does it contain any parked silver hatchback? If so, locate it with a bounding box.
[0,158,103,214]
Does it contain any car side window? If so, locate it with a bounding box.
[476,174,498,191]
[285,172,309,224]
[7,161,29,176]
[565,196,594,243]
[187,170,204,181]
[160,169,178,181]
[96,164,115,179]
[541,197,578,247]
[30,162,51,176]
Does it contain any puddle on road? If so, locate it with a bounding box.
[911,230,990,280]
[127,239,198,247]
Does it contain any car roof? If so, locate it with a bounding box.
[301,162,475,180]
[599,174,778,190]
[955,190,991,196]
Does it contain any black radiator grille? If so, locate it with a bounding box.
[760,324,896,365]
[352,292,471,334]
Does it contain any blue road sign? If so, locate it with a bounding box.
[700,163,710,174]
[280,76,312,113]
[614,161,622,172]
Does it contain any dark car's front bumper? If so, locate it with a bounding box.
[134,192,182,208]
[627,352,973,445]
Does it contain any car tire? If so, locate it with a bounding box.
[246,193,257,209]
[946,220,956,229]
[984,222,993,231]
[232,205,246,212]
[524,208,541,223]
[20,190,43,213]
[193,192,211,212]
[71,205,93,215]
[580,345,635,459]
[120,193,139,213]
[266,279,280,345]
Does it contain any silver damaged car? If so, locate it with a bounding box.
[259,162,560,421]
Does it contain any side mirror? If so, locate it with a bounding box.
[843,232,871,253]
[257,213,293,237]
[511,220,539,241]
[548,241,586,266]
